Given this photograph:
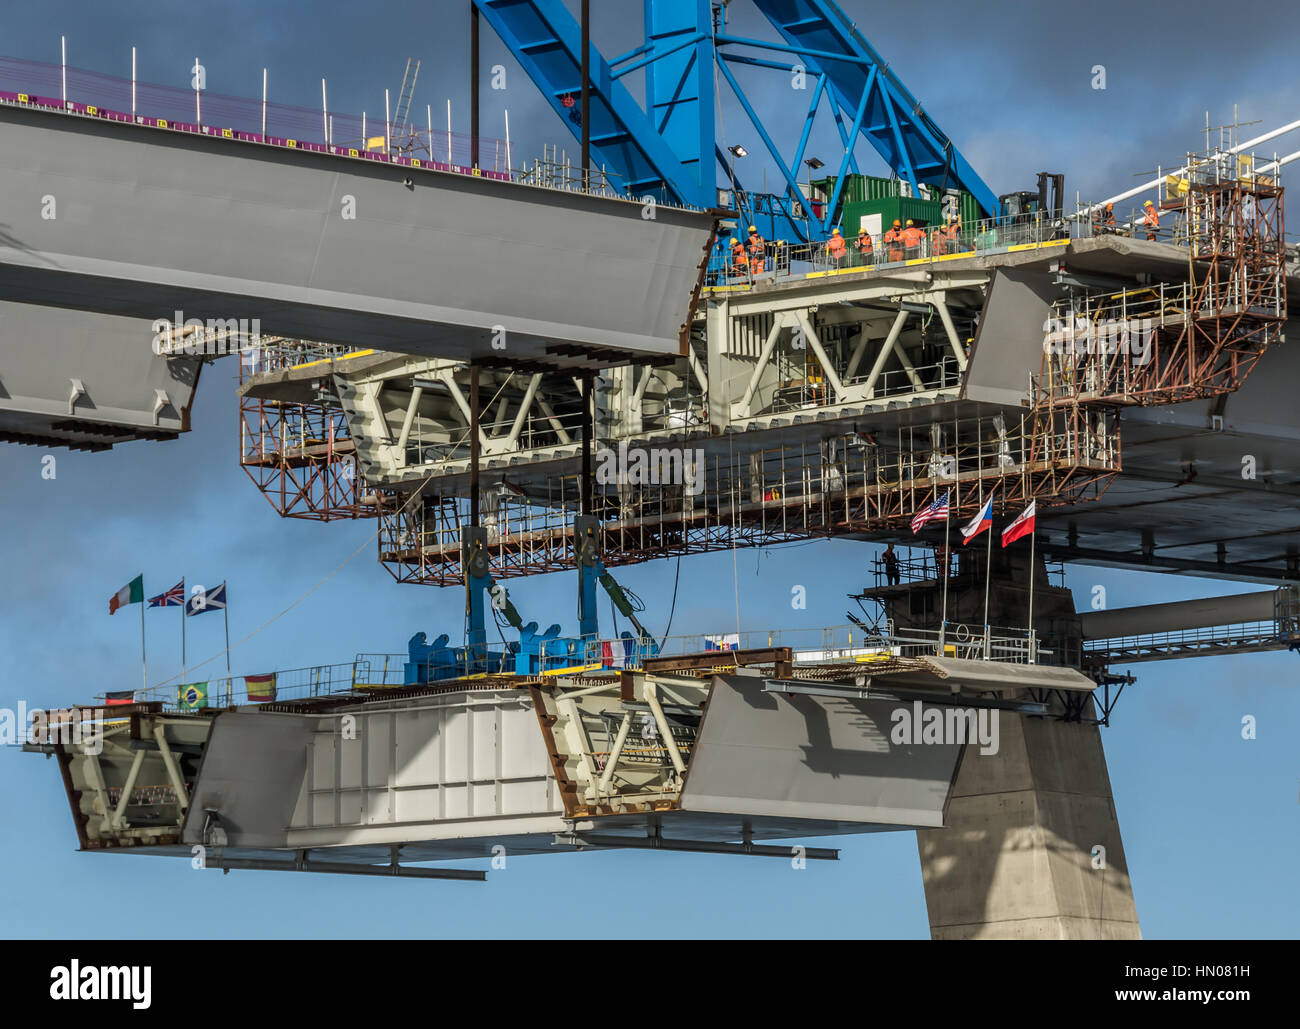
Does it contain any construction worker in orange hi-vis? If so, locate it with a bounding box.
[1143,200,1160,241]
[729,237,749,276]
[746,224,767,274]
[930,223,946,256]
[884,218,904,262]
[943,215,961,252]
[855,227,874,263]
[827,227,847,265]
[901,218,924,257]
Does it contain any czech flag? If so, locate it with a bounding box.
[1001,501,1037,548]
[961,495,994,545]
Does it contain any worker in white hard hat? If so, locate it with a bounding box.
[1142,199,1160,241]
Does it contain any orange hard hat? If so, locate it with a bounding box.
[892,219,901,227]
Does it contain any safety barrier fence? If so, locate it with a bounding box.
[707,200,1194,288]
[0,54,698,208]
[538,620,1048,669]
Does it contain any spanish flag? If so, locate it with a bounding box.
[244,674,277,702]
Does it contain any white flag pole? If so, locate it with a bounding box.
[939,495,950,656]
[983,495,994,653]
[1028,505,1037,663]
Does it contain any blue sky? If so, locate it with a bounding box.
[1,1,1298,939]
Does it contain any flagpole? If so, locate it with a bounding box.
[1028,518,1037,663]
[181,600,187,690]
[939,499,950,656]
[139,583,147,694]
[984,495,994,652]
[222,583,232,706]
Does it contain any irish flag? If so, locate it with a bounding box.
[1001,501,1036,548]
[109,575,144,615]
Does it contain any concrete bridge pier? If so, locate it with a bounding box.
[916,696,1141,939]
[870,546,1141,938]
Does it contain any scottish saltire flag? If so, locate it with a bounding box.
[705,633,740,651]
[148,580,185,608]
[1001,501,1037,548]
[108,575,143,614]
[186,582,227,617]
[178,682,208,710]
[961,496,995,545]
[244,673,276,702]
[910,491,950,534]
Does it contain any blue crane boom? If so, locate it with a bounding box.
[471,0,997,240]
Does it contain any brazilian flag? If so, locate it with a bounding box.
[178,682,208,710]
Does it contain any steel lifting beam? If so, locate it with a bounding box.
[556,832,839,860]
[209,852,486,882]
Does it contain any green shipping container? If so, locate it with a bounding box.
[811,173,983,231]
[840,196,943,238]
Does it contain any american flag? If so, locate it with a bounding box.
[148,579,185,607]
[910,491,950,534]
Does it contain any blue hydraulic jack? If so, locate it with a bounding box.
[404,369,657,685]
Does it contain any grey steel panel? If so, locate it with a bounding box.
[0,106,714,362]
[963,266,1056,407]
[1079,590,1278,639]
[880,656,1098,693]
[680,675,961,828]
[0,298,199,442]
[182,711,313,850]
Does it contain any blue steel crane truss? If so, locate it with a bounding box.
[472,0,996,243]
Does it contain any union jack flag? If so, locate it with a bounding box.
[148,579,185,608]
[910,491,950,534]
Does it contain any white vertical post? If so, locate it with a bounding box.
[194,56,201,125]
[362,112,367,148]
[427,104,432,161]
[261,68,267,137]
[446,100,452,164]
[385,88,391,153]
[1028,515,1037,663]
[61,36,67,105]
[321,78,328,144]
[131,47,136,119]
[505,109,512,174]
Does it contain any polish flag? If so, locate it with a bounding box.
[1001,501,1036,548]
[961,495,994,545]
